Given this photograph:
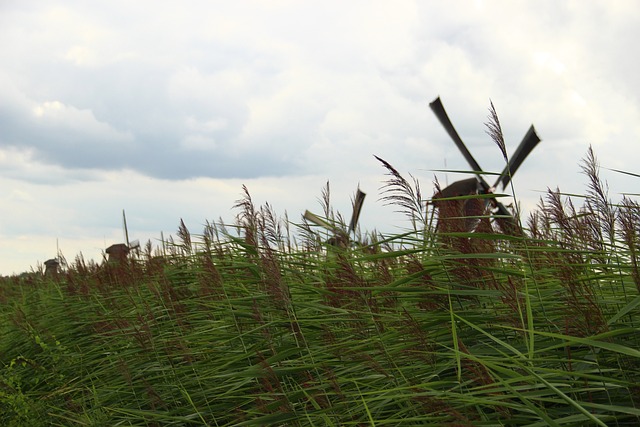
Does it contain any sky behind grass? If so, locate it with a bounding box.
[1,1,639,274]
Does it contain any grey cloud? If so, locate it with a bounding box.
[1,1,638,186]
[0,55,310,179]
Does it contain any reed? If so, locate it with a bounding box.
[1,151,638,425]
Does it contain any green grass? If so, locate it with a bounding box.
[1,149,639,426]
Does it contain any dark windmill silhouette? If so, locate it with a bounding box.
[105,210,141,264]
[44,258,60,277]
[304,187,366,248]
[429,97,541,233]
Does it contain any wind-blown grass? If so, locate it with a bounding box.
[1,149,639,426]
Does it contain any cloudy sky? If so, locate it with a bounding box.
[1,1,639,275]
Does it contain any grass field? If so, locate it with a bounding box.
[1,148,639,426]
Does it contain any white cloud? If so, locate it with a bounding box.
[533,52,566,76]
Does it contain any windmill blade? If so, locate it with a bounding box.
[303,210,338,233]
[429,97,484,173]
[494,125,541,189]
[430,97,495,195]
[305,209,349,248]
[348,189,366,234]
[122,209,130,247]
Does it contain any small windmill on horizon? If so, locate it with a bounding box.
[105,210,141,263]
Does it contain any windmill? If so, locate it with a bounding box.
[105,209,141,264]
[304,187,366,248]
[429,97,541,232]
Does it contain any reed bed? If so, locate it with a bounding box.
[1,149,639,426]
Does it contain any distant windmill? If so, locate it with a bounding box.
[429,97,541,232]
[304,187,366,248]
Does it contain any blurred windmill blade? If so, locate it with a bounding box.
[122,209,130,247]
[303,210,338,233]
[348,188,366,235]
[429,97,494,193]
[429,97,484,173]
[129,239,141,258]
[494,125,541,189]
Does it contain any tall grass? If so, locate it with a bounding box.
[1,151,639,425]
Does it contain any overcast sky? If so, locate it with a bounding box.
[1,1,639,275]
